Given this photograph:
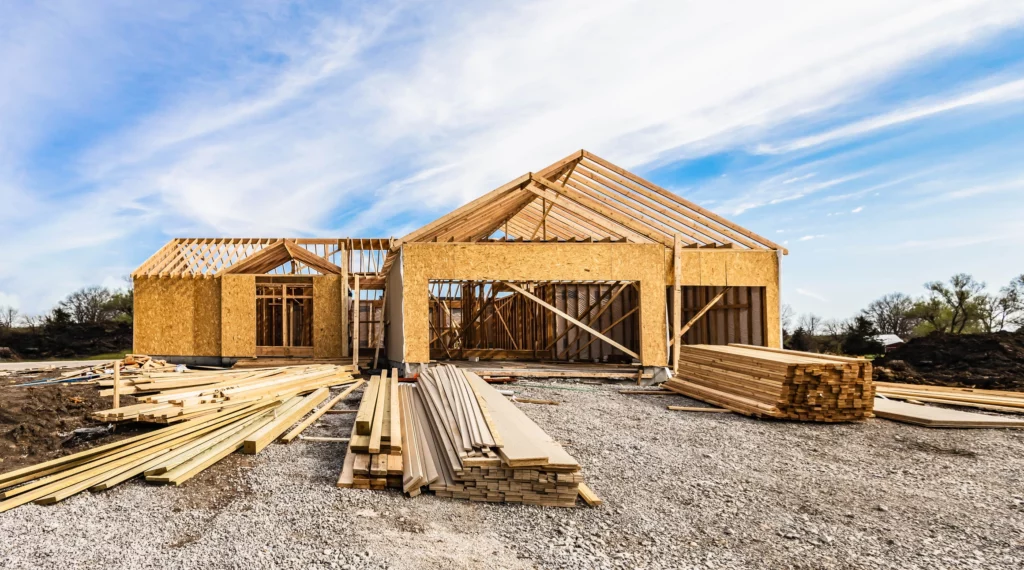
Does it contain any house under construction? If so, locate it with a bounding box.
[132,150,786,376]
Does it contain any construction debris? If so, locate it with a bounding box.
[0,363,359,512]
[339,364,588,507]
[662,344,874,422]
[17,354,174,387]
[666,406,732,413]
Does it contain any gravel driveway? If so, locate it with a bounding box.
[2,380,1022,569]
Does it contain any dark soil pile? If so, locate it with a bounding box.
[874,329,1024,391]
[0,382,145,473]
[0,322,132,360]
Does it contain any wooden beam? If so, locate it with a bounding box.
[672,235,682,373]
[678,287,731,342]
[280,380,365,443]
[352,274,360,370]
[499,281,639,360]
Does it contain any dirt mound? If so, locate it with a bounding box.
[0,383,146,473]
[874,329,1024,391]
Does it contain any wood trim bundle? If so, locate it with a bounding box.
[339,364,588,507]
[663,344,874,422]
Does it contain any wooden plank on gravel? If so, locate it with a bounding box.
[873,398,1024,428]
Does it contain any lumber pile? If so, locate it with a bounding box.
[663,344,874,422]
[339,364,586,507]
[91,364,358,424]
[338,369,404,490]
[18,354,176,386]
[0,367,360,513]
[875,382,1024,414]
[873,398,1024,428]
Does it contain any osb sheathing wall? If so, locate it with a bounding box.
[663,249,781,348]
[402,242,668,366]
[221,274,256,358]
[312,275,343,358]
[133,277,222,356]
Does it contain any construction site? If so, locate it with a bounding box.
[2,151,1023,569]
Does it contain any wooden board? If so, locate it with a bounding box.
[873,398,1024,428]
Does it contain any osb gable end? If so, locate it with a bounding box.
[133,277,197,356]
[221,274,256,358]
[662,249,779,286]
[401,242,667,366]
[313,275,343,358]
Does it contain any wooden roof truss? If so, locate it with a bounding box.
[400,150,786,253]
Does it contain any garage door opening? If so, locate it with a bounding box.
[428,280,640,362]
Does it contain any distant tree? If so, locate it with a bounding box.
[915,274,987,334]
[908,296,950,334]
[59,286,114,324]
[19,314,43,333]
[780,304,795,332]
[787,327,811,351]
[104,289,133,322]
[797,313,823,336]
[0,306,19,330]
[1003,274,1024,329]
[44,306,73,328]
[841,315,884,355]
[863,292,916,338]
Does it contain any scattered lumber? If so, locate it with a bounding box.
[619,389,671,395]
[19,354,175,387]
[662,344,874,422]
[873,398,1024,428]
[0,365,359,512]
[339,364,588,507]
[512,398,559,406]
[578,482,602,506]
[874,382,1024,414]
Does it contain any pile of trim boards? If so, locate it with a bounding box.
[873,383,1024,428]
[339,364,591,507]
[664,344,874,422]
[0,365,361,513]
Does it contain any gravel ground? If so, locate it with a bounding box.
[2,380,1023,569]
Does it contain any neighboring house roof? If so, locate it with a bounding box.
[400,150,787,252]
[874,334,905,347]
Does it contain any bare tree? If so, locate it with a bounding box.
[59,286,114,324]
[797,313,823,336]
[19,314,43,333]
[863,292,916,337]
[0,306,19,330]
[780,304,794,332]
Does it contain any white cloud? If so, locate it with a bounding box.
[757,77,1024,154]
[4,1,1024,312]
[795,288,829,302]
[852,206,864,213]
[799,234,825,241]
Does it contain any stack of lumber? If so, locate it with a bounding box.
[663,344,874,422]
[92,364,358,424]
[0,370,361,512]
[875,382,1024,414]
[339,364,586,507]
[338,369,404,490]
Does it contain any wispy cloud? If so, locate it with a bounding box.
[757,77,1024,154]
[851,206,864,213]
[796,288,829,302]
[799,235,825,241]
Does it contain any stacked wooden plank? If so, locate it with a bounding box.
[339,364,585,507]
[339,369,403,489]
[875,382,1024,414]
[92,364,358,424]
[663,344,874,422]
[0,369,360,512]
[19,354,176,386]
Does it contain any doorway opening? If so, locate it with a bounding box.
[256,276,314,357]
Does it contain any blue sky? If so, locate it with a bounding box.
[2,0,1023,320]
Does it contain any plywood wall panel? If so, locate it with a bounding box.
[221,274,256,358]
[133,277,196,356]
[192,278,222,356]
[313,275,343,358]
